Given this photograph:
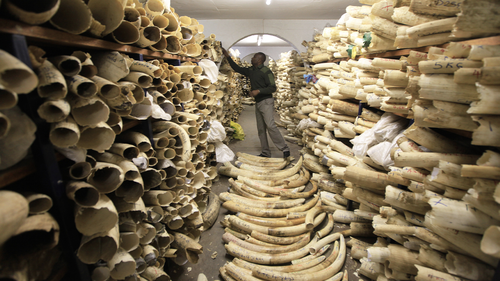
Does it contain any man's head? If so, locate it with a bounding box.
[251,52,267,67]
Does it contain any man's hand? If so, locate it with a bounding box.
[221,47,230,58]
[249,90,260,97]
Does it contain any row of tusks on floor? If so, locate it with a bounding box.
[217,153,350,281]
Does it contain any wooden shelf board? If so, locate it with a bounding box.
[0,18,199,62]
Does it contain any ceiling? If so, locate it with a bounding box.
[170,0,359,20]
[169,0,359,47]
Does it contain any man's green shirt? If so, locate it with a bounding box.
[226,56,277,103]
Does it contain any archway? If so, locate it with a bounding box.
[229,33,299,63]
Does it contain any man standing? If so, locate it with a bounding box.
[221,48,290,159]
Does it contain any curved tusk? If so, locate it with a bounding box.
[224,235,319,265]
[316,213,335,238]
[280,180,318,199]
[237,212,305,227]
[220,192,306,209]
[238,176,301,194]
[245,171,301,187]
[225,262,262,281]
[236,157,289,168]
[250,231,311,245]
[223,232,310,254]
[202,192,220,230]
[222,195,319,218]
[219,157,303,180]
[252,235,346,281]
[233,256,326,273]
[229,213,326,237]
[235,160,289,171]
[236,152,287,163]
[229,178,277,199]
[305,206,324,230]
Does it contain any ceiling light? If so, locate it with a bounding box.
[257,35,263,46]
[266,0,271,5]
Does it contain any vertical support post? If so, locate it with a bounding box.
[0,34,90,280]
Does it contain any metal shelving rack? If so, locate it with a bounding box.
[0,18,197,280]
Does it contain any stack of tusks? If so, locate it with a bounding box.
[218,153,354,281]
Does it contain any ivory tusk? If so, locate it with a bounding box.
[36,60,67,99]
[233,255,326,273]
[223,195,319,218]
[343,166,394,191]
[223,232,310,254]
[23,192,53,215]
[77,122,115,152]
[310,232,341,255]
[220,192,305,209]
[4,212,59,257]
[87,162,124,193]
[49,116,80,148]
[220,157,303,181]
[108,248,136,280]
[77,222,119,264]
[75,194,118,236]
[304,206,324,230]
[250,231,311,246]
[202,192,220,230]
[229,213,325,237]
[332,210,370,224]
[461,164,500,180]
[0,191,29,247]
[404,124,469,153]
[66,180,100,207]
[252,235,345,281]
[280,181,318,199]
[427,197,500,234]
[225,235,319,265]
[172,232,203,264]
[316,213,334,238]
[481,225,500,260]
[424,219,499,267]
[414,265,462,281]
[463,189,500,221]
[445,251,494,280]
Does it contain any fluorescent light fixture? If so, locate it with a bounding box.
[257,35,262,46]
[266,0,271,5]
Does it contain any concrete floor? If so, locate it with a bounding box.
[167,104,370,281]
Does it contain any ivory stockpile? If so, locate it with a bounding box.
[218,153,351,281]
[270,1,500,280]
[2,36,242,280]
[56,51,233,280]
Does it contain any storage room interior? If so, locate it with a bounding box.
[0,0,499,280]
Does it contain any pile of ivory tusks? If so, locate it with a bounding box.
[217,152,352,281]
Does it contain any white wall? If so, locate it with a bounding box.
[231,46,295,63]
[201,19,338,53]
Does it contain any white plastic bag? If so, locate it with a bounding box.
[207,120,235,162]
[296,118,322,132]
[198,59,219,83]
[367,132,405,169]
[215,142,235,163]
[207,120,226,143]
[351,112,408,159]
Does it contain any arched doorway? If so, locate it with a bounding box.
[229,33,298,64]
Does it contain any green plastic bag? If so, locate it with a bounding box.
[230,121,245,140]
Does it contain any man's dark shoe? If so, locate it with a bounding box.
[257,153,271,158]
[283,151,290,159]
